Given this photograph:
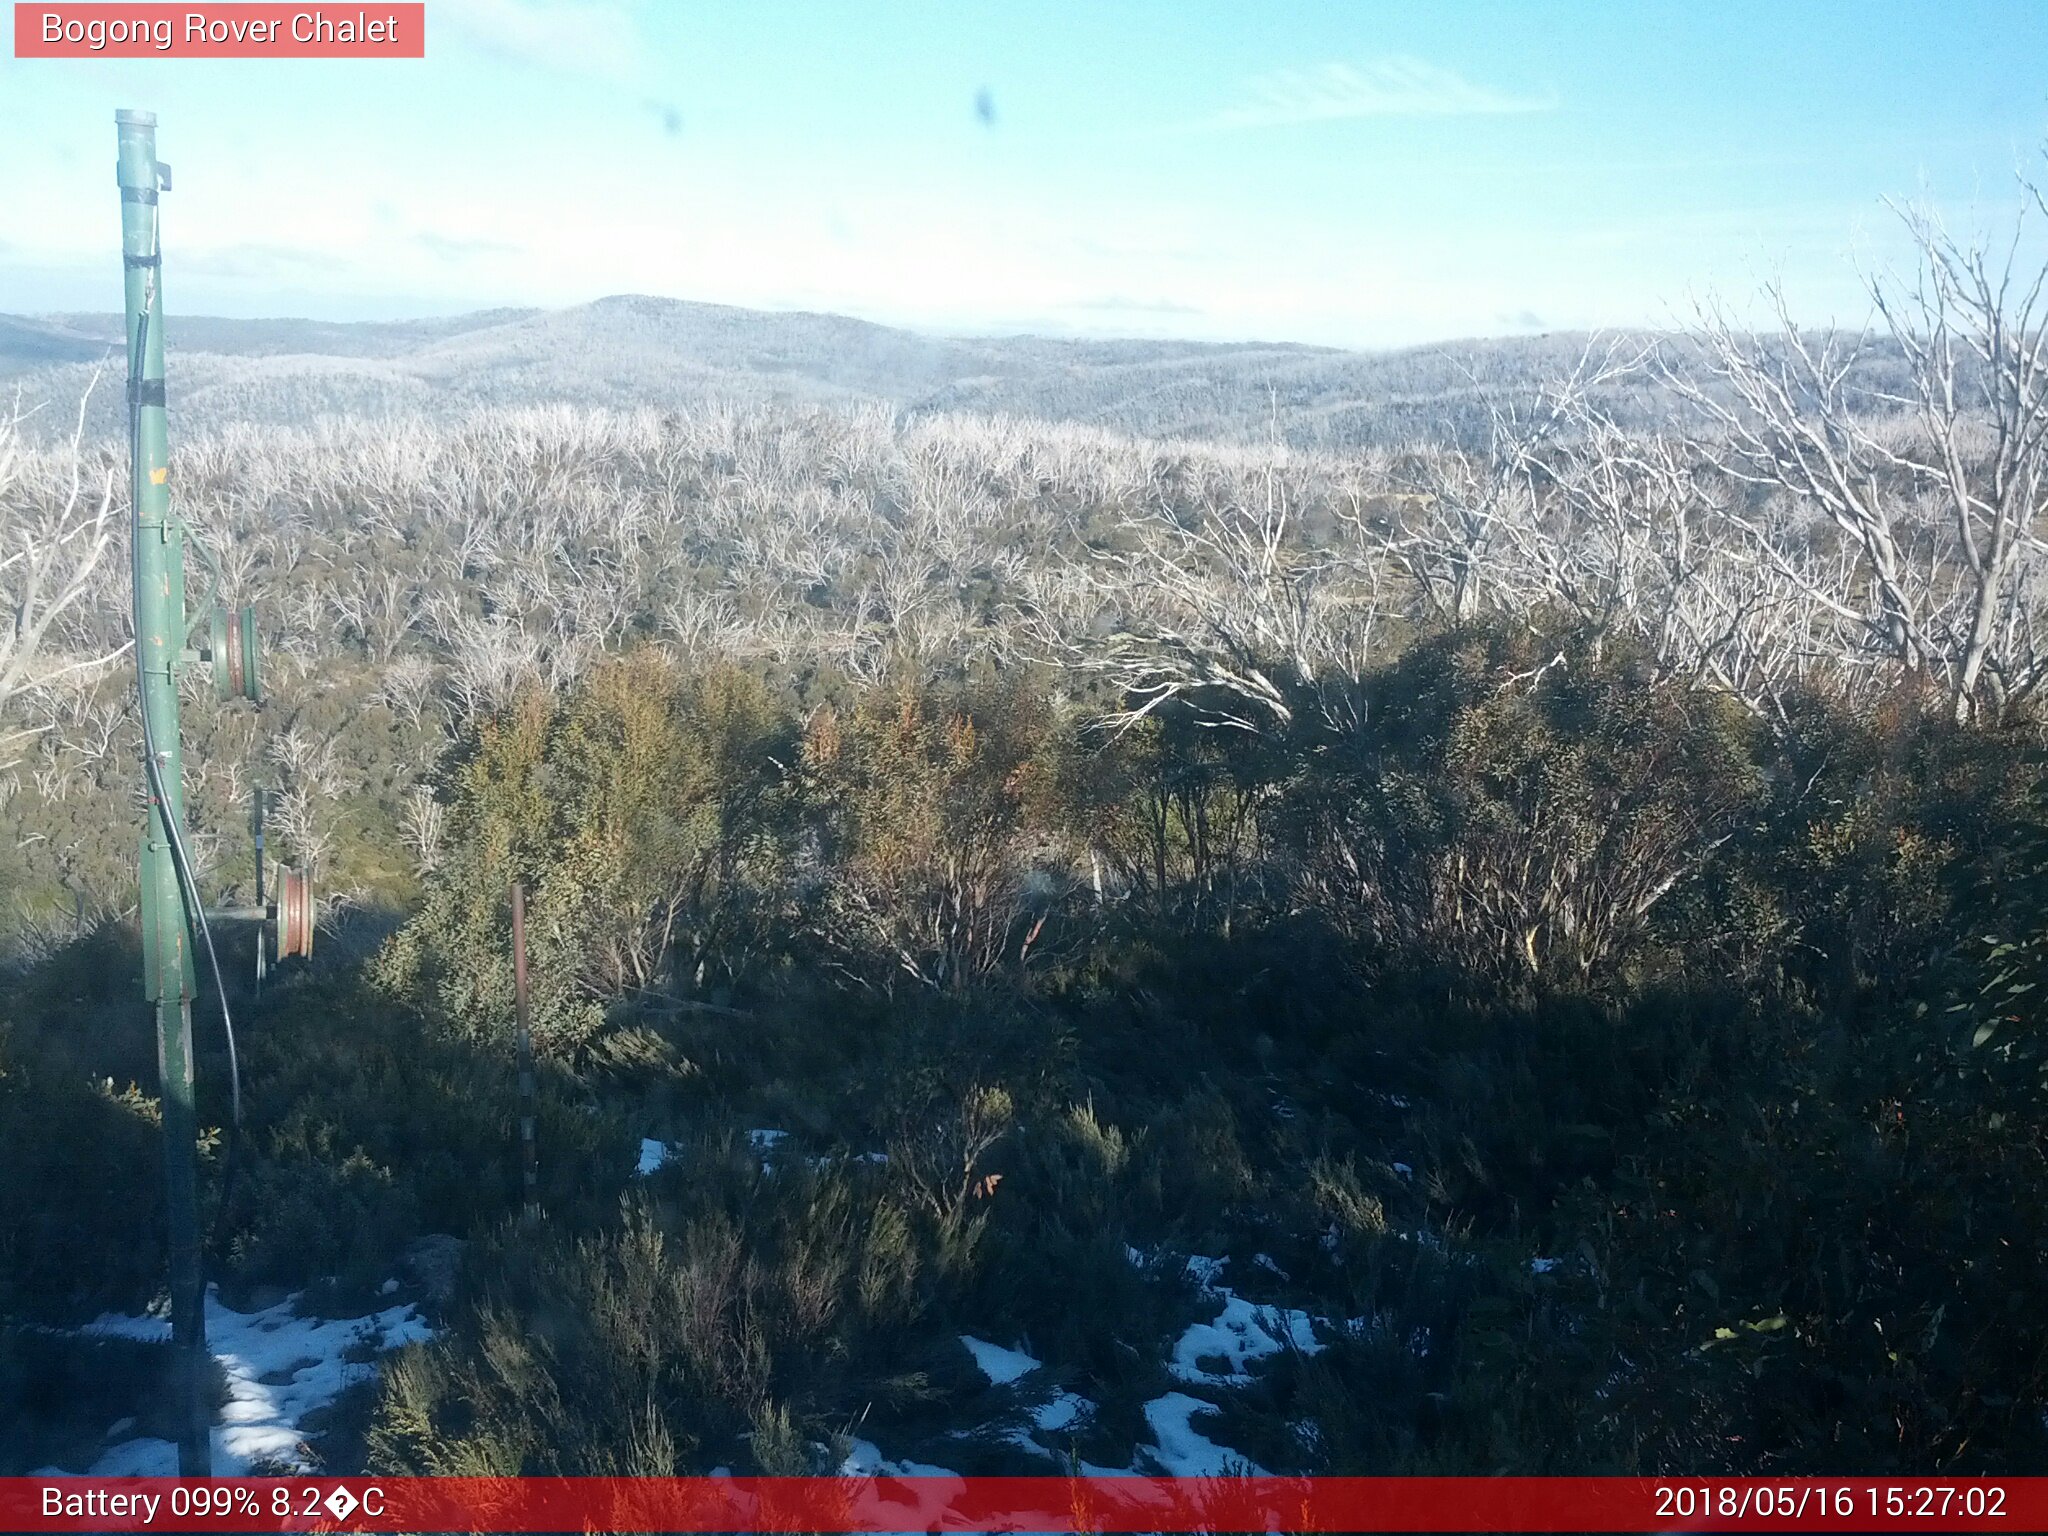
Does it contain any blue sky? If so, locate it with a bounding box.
[3,0,2045,346]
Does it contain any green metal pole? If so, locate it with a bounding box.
[117,108,211,1480]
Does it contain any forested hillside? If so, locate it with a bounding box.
[2,180,2047,1481]
[0,297,1749,450]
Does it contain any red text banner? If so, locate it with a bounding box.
[14,5,424,58]
[3,1475,2044,1532]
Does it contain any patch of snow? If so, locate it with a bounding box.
[1182,1254,1228,1286]
[1283,1310,1322,1354]
[39,1284,431,1476]
[1033,1391,1090,1433]
[68,1438,174,1477]
[641,1131,798,1179]
[994,1390,1095,1463]
[1140,1393,1265,1477]
[991,1430,1130,1476]
[741,1130,792,1174]
[837,1437,959,1478]
[1170,1290,1323,1385]
[1005,1430,1057,1462]
[1530,1256,1560,1275]
[1114,1241,1387,1475]
[960,1335,1040,1386]
[1391,1162,1414,1180]
[1078,1456,1137,1476]
[805,1149,889,1173]
[1167,1257,1323,1386]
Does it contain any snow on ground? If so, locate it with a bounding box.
[1032,1391,1090,1433]
[1168,1259,1323,1386]
[1182,1254,1228,1287]
[1141,1393,1264,1476]
[638,1130,890,1179]
[954,1335,1098,1466]
[741,1129,791,1173]
[830,1440,967,1536]
[1103,1251,1333,1472]
[983,1387,1097,1463]
[806,1150,889,1172]
[960,1334,1040,1386]
[642,1129,785,1177]
[837,1437,960,1478]
[38,1284,432,1476]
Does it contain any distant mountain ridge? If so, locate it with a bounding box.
[22,307,543,361]
[0,294,1669,449]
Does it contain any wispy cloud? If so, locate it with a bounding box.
[183,243,350,280]
[1212,57,1556,129]
[435,0,646,86]
[1065,295,1203,315]
[414,230,524,261]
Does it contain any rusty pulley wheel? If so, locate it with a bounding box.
[210,603,261,703]
[274,865,314,961]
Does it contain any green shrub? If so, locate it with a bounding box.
[1276,619,1765,986]
[377,655,800,1055]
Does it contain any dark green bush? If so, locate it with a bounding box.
[1276,620,1765,986]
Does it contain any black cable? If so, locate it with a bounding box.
[127,199,244,1147]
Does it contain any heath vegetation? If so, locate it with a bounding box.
[3,173,2048,1477]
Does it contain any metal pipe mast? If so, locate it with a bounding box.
[116,107,211,1479]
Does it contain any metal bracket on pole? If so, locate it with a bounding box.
[203,864,315,967]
